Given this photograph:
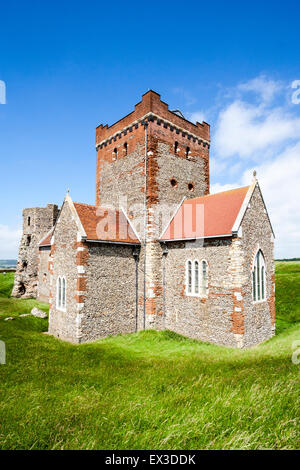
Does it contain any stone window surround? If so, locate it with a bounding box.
[252,249,267,304]
[185,258,208,298]
[56,275,67,312]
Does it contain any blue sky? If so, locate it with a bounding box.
[0,0,300,258]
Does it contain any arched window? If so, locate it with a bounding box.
[124,142,128,156]
[186,259,208,297]
[57,276,66,310]
[252,250,266,302]
[186,146,190,158]
[186,260,192,294]
[201,260,208,296]
[62,277,66,308]
[174,141,178,154]
[194,260,199,294]
[113,148,118,160]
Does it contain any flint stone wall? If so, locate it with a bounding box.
[164,238,240,347]
[240,185,275,347]
[48,202,79,342]
[79,243,137,342]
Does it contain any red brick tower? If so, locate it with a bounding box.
[95,90,210,329]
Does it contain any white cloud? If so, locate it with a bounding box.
[214,100,300,158]
[242,142,300,258]
[207,75,300,258]
[0,225,21,259]
[210,142,300,258]
[238,75,282,104]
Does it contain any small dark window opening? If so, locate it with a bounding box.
[174,141,178,154]
[27,216,31,226]
[18,282,26,295]
[124,142,128,156]
[113,148,118,159]
[22,260,27,269]
[186,146,190,158]
[188,182,194,192]
[26,235,31,246]
[170,178,178,188]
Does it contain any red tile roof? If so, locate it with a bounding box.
[73,202,140,244]
[160,186,250,241]
[39,228,54,247]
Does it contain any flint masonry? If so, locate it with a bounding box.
[12,91,275,348]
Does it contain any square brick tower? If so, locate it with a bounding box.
[95,91,210,329]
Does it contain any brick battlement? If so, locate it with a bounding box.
[96,90,210,147]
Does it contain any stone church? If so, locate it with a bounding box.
[12,90,275,348]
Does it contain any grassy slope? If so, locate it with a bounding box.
[0,266,299,450]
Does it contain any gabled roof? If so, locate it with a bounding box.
[160,186,251,241]
[73,202,140,244]
[39,227,54,247]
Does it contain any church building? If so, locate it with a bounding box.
[12,90,275,348]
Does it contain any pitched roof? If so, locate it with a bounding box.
[160,186,250,241]
[39,227,54,247]
[73,202,140,244]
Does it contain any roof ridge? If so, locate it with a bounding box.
[185,185,250,203]
[73,201,96,208]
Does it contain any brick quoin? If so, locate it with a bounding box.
[77,277,87,291]
[76,248,89,266]
[268,274,276,325]
[231,289,245,335]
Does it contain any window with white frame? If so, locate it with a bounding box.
[252,250,266,302]
[186,259,208,297]
[57,276,66,310]
[201,260,208,297]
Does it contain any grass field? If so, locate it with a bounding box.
[0,265,300,450]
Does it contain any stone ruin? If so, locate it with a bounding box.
[12,204,59,299]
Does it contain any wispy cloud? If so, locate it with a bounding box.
[172,87,197,106]
[237,75,283,104]
[214,100,300,158]
[207,75,300,258]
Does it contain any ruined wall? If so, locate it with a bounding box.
[37,246,51,302]
[239,185,275,347]
[12,204,58,298]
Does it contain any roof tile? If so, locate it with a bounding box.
[73,202,139,244]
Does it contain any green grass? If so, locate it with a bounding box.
[0,267,300,450]
[275,262,300,334]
